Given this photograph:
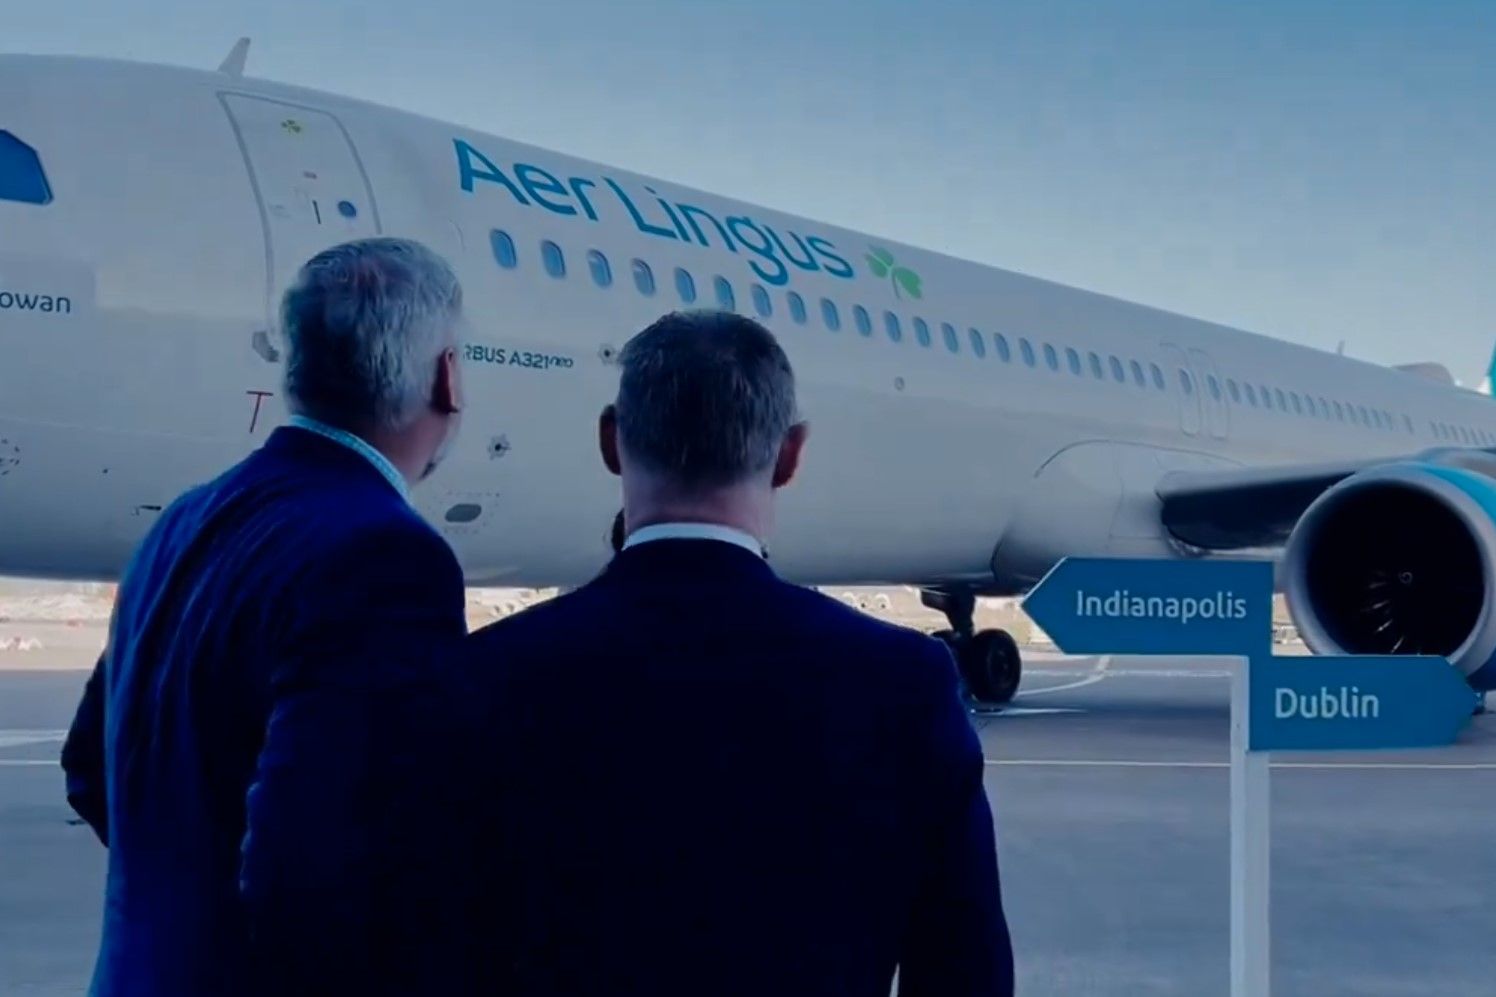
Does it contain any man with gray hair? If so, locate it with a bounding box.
[461,310,1013,995]
[62,237,471,996]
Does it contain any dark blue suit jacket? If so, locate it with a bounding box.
[462,538,1014,996]
[61,426,467,997]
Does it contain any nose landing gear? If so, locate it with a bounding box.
[921,588,1022,706]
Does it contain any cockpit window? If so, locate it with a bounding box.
[0,132,52,205]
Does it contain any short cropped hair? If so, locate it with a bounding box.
[615,310,797,488]
[281,237,462,431]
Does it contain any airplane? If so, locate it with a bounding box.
[5,42,1496,707]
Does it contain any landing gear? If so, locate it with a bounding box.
[922,589,1023,706]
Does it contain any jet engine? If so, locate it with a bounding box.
[1282,458,1496,691]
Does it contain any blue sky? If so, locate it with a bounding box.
[11,0,1495,381]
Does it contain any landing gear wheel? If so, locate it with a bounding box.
[959,629,1022,706]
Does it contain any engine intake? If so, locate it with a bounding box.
[1282,462,1496,691]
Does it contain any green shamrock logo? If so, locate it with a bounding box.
[865,246,923,300]
[281,119,304,135]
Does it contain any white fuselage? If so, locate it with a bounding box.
[3,54,1494,589]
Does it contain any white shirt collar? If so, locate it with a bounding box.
[623,522,766,558]
[288,415,410,503]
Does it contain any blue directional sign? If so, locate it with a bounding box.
[1022,557,1275,656]
[1250,655,1474,751]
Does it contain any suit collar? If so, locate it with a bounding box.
[604,536,777,583]
[286,416,410,502]
[624,522,765,559]
[261,425,403,499]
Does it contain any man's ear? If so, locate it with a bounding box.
[772,422,809,489]
[433,347,462,415]
[599,405,622,476]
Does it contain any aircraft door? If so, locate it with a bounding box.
[1159,342,1201,437]
[1187,347,1230,440]
[221,94,382,433]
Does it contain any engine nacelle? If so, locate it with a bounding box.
[1282,460,1496,691]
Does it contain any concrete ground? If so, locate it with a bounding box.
[2,622,1493,995]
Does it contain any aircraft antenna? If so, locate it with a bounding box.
[218,37,251,78]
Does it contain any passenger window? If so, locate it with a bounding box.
[1403,414,1414,433]
[943,323,960,354]
[631,259,655,296]
[1110,356,1126,383]
[885,312,903,342]
[914,318,932,348]
[1318,397,1331,420]
[1244,383,1258,406]
[1333,400,1344,421]
[1066,347,1082,375]
[1021,339,1037,367]
[1227,379,1241,403]
[714,276,736,311]
[586,249,611,287]
[854,305,873,337]
[1089,352,1105,379]
[1179,369,1195,395]
[490,229,518,269]
[1357,405,1370,425]
[994,333,1011,361]
[1290,392,1302,415]
[821,298,841,331]
[1261,388,1273,411]
[1130,360,1146,388]
[675,267,697,303]
[0,131,52,205]
[969,328,987,358]
[751,283,772,318]
[1274,388,1287,411]
[541,241,566,278]
[1208,375,1222,400]
[1043,343,1059,370]
[1150,363,1166,390]
[787,291,807,324]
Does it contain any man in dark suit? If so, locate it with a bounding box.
[61,238,470,996]
[463,310,1014,995]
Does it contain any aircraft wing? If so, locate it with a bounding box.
[1157,447,1496,550]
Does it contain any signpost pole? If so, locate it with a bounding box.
[1230,654,1270,997]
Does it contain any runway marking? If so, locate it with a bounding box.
[1022,667,1231,680]
[972,706,1083,718]
[0,729,66,749]
[984,759,1496,771]
[1017,655,1112,698]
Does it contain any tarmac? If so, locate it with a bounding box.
[2,618,1494,995]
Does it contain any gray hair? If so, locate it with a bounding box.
[615,310,797,488]
[281,237,463,431]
